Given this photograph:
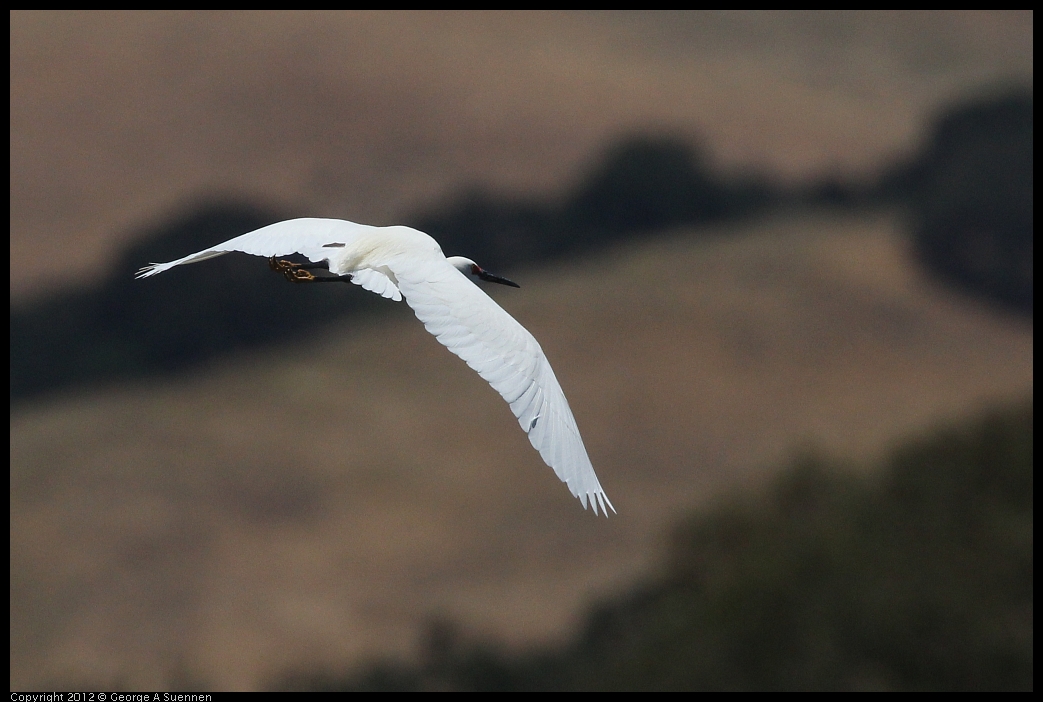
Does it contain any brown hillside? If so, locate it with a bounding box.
[10,211,1033,690]
[10,11,1032,301]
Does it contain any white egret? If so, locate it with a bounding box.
[137,218,614,515]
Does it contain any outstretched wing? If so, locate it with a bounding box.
[135,218,402,301]
[389,251,614,515]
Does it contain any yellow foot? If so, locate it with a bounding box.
[268,257,316,283]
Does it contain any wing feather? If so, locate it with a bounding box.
[350,268,402,301]
[134,219,401,301]
[136,218,354,277]
[389,253,614,515]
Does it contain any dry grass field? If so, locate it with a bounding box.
[10,210,1033,690]
[10,11,1032,301]
[10,11,1033,690]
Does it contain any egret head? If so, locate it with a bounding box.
[447,256,520,288]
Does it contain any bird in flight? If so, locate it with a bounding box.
[137,218,614,515]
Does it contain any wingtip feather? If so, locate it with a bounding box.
[579,489,615,517]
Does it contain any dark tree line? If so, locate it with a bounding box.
[9,135,769,403]
[902,89,1033,314]
[278,401,1032,691]
[10,88,1031,403]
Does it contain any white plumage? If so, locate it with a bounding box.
[137,218,614,515]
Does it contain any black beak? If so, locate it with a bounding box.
[477,269,521,288]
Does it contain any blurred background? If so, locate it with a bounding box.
[10,11,1032,690]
